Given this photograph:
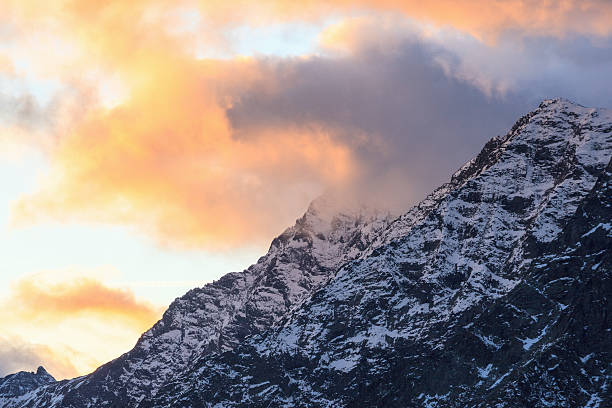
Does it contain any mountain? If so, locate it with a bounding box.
[2,98,611,407]
[0,367,54,406]
[0,195,393,407]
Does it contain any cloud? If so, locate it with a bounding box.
[427,31,612,105]
[227,17,612,210]
[227,37,527,209]
[6,276,162,326]
[0,273,163,378]
[10,56,354,249]
[187,0,612,40]
[2,1,612,250]
[2,3,357,250]
[0,0,610,378]
[362,0,612,40]
[316,15,612,105]
[0,336,78,379]
[4,1,612,61]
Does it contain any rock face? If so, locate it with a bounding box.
[0,367,55,406]
[2,98,611,407]
[0,195,392,407]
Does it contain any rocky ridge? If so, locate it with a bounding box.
[0,193,392,407]
[0,367,54,406]
[142,98,612,407]
[1,98,610,408]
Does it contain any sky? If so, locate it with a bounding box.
[1,0,612,380]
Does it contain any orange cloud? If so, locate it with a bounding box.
[11,55,354,248]
[4,1,612,59]
[0,273,164,378]
[181,0,612,40]
[361,0,612,40]
[0,55,15,75]
[4,0,612,249]
[2,0,608,381]
[0,336,80,379]
[3,0,357,249]
[8,277,161,327]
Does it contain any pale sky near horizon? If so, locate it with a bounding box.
[1,0,612,379]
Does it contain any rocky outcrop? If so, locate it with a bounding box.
[0,367,55,406]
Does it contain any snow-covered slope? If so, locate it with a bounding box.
[140,98,612,407]
[0,195,392,407]
[0,367,55,407]
[3,98,611,408]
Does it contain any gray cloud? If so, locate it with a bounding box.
[228,40,527,209]
[0,337,76,379]
[227,30,612,211]
[437,33,612,108]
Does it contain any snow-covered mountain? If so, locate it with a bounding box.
[1,98,611,407]
[0,193,393,407]
[0,367,54,406]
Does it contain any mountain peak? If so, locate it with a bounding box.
[138,98,611,408]
[2,99,610,408]
[538,97,580,108]
[536,97,612,118]
[297,192,389,238]
[35,367,48,377]
[0,366,55,402]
